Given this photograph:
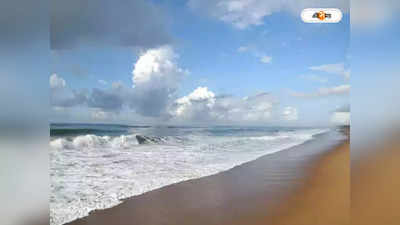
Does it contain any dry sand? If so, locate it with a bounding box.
[265,141,349,225]
[351,135,400,225]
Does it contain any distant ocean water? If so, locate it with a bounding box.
[50,124,332,225]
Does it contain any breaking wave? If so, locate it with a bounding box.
[50,127,329,225]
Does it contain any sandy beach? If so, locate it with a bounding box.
[351,133,400,225]
[266,140,349,225]
[66,129,348,225]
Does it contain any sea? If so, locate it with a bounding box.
[50,123,335,225]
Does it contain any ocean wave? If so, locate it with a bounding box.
[50,128,330,225]
[50,123,151,137]
[50,134,189,151]
[249,128,328,141]
[50,128,115,137]
[50,134,140,150]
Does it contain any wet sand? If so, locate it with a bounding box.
[67,130,348,225]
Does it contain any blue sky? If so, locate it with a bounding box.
[50,0,350,126]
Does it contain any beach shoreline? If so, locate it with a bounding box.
[65,128,348,225]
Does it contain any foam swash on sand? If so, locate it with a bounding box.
[50,124,329,225]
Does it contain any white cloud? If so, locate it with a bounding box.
[133,45,187,88]
[87,87,124,112]
[318,85,350,95]
[170,87,277,123]
[98,80,107,85]
[176,87,216,105]
[331,112,350,125]
[299,74,328,83]
[173,87,216,117]
[49,74,66,89]
[50,74,88,108]
[291,84,350,98]
[309,63,350,79]
[51,46,189,118]
[188,0,349,29]
[260,55,272,64]
[132,45,188,116]
[237,46,249,52]
[282,106,298,121]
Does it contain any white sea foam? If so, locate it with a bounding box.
[249,129,327,141]
[50,134,139,150]
[50,138,71,149]
[50,128,328,225]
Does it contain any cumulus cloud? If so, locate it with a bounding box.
[132,46,186,88]
[50,45,304,125]
[228,93,276,122]
[51,90,88,108]
[50,74,88,107]
[282,106,298,121]
[85,80,135,113]
[172,87,216,120]
[50,74,66,89]
[260,55,272,64]
[309,63,350,79]
[291,84,350,98]
[87,88,124,112]
[188,0,348,29]
[50,46,188,118]
[51,0,171,49]
[49,74,126,111]
[170,87,278,124]
[131,45,188,117]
